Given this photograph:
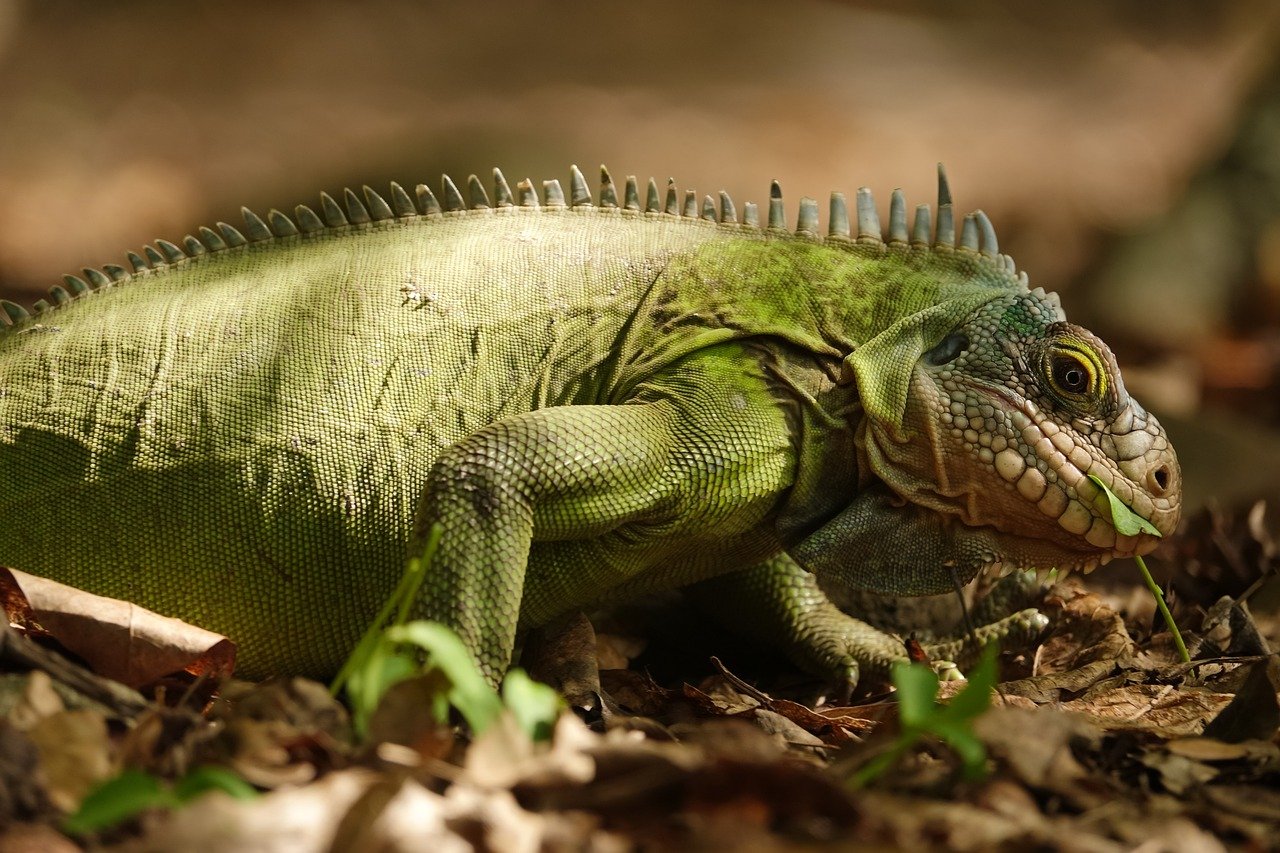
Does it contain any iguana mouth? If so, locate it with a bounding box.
[956,376,1176,561]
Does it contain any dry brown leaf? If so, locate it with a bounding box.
[23,710,112,814]
[1,568,235,688]
[1062,684,1235,736]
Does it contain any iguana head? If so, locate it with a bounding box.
[856,282,1181,576]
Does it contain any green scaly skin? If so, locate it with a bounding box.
[0,167,1181,687]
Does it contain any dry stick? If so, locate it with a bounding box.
[0,622,150,717]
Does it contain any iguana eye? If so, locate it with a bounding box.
[1051,355,1091,394]
[1043,339,1106,407]
[925,332,969,366]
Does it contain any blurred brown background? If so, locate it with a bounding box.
[2,0,1280,514]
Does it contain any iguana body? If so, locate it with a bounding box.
[0,166,1181,683]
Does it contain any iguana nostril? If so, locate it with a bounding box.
[1150,465,1170,494]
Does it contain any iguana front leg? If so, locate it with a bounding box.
[696,554,1048,694]
[413,343,796,683]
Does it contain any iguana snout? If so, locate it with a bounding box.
[868,292,1181,572]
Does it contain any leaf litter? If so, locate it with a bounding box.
[0,502,1277,850]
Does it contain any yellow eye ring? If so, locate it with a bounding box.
[1045,341,1106,403]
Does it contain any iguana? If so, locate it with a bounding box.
[0,165,1181,687]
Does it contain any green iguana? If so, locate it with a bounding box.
[0,165,1181,687]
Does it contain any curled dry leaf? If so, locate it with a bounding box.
[1,568,235,689]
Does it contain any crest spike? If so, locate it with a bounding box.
[241,208,273,241]
[320,192,348,226]
[743,202,759,228]
[683,190,697,218]
[935,204,955,248]
[467,174,490,209]
[343,188,371,224]
[156,239,186,263]
[267,209,299,237]
[183,236,207,256]
[937,163,953,208]
[888,189,908,244]
[599,166,618,208]
[363,186,394,220]
[664,179,678,215]
[645,179,660,213]
[84,268,111,289]
[415,184,442,216]
[217,222,247,248]
[1018,270,1029,286]
[516,178,539,208]
[1,300,30,324]
[768,181,785,230]
[796,197,819,235]
[543,179,566,207]
[719,191,736,224]
[855,188,881,240]
[49,285,72,306]
[103,264,128,281]
[911,204,931,245]
[127,250,149,272]
[569,165,592,207]
[701,195,716,221]
[144,246,166,267]
[31,300,50,315]
[492,169,514,207]
[62,275,90,296]
[441,175,465,212]
[390,182,417,217]
[828,192,850,238]
[959,213,979,252]
[198,226,227,252]
[975,210,998,257]
[624,176,641,211]
[295,204,325,233]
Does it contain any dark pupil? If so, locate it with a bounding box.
[1054,357,1089,393]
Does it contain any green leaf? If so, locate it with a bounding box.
[938,644,997,724]
[1086,474,1161,538]
[501,668,563,742]
[892,660,941,730]
[386,620,504,734]
[171,766,258,803]
[62,769,177,835]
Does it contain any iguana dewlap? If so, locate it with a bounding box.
[0,166,1181,684]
